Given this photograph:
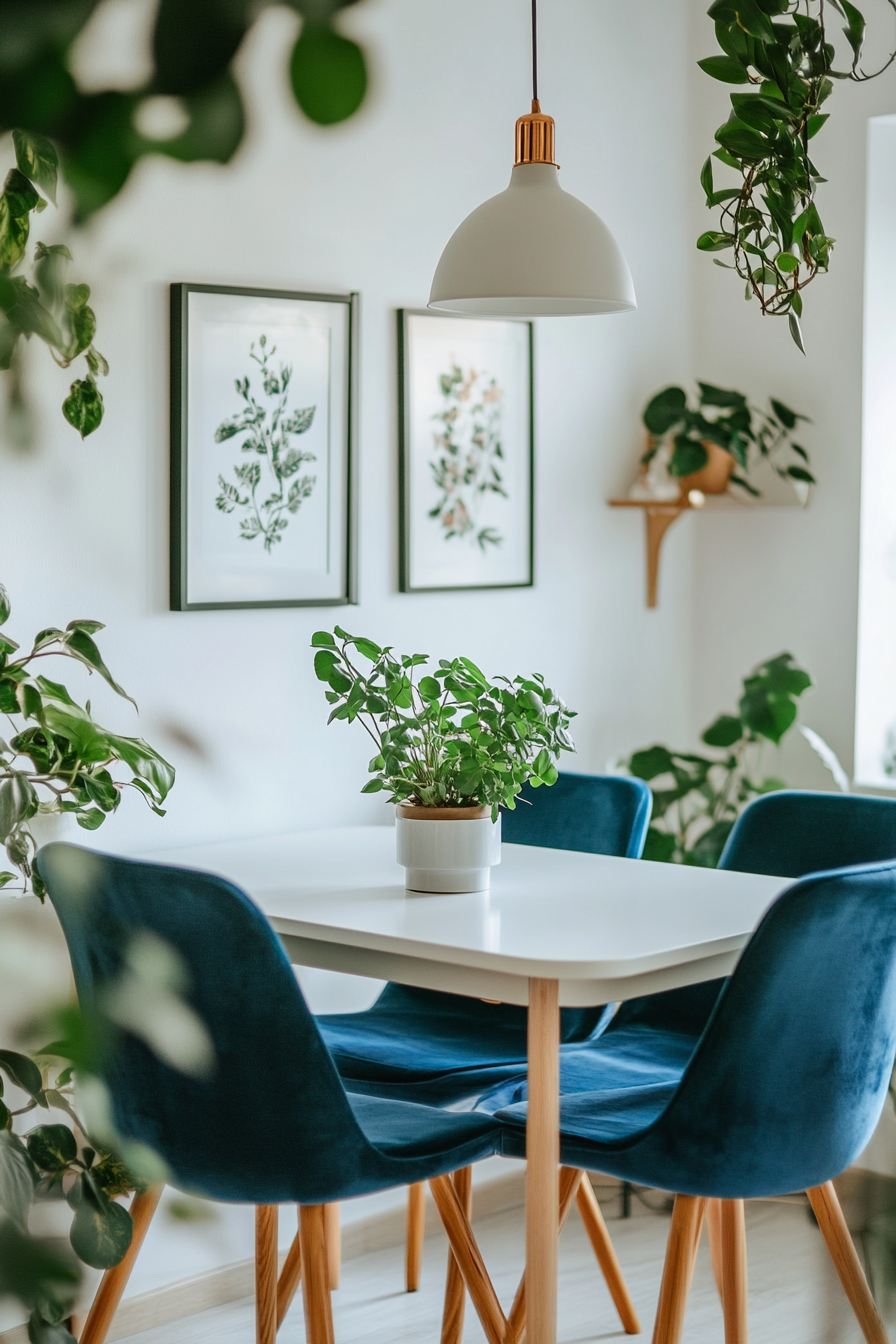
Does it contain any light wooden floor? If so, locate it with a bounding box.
[114,1189,890,1344]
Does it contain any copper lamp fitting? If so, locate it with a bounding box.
[514,99,557,166]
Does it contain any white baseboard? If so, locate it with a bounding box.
[0,1171,526,1344]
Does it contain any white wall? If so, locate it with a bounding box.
[3,0,695,873]
[687,0,896,782]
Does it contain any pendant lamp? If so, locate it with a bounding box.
[428,1,636,318]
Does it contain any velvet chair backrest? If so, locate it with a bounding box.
[36,843,387,1205]
[615,789,896,1036]
[719,789,896,877]
[635,861,896,1198]
[501,772,652,859]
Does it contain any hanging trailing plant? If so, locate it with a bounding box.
[697,0,896,351]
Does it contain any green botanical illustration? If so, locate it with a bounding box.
[215,335,317,553]
[430,364,507,552]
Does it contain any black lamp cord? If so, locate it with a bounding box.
[531,0,539,102]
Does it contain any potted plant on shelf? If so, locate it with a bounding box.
[639,382,815,499]
[312,627,575,893]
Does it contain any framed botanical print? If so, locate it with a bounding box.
[398,310,534,592]
[170,283,358,610]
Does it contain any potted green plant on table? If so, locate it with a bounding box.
[640,382,814,498]
[312,627,575,893]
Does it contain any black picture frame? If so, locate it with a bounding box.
[170,283,359,611]
[398,308,534,593]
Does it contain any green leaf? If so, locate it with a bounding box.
[629,746,676,781]
[104,735,175,805]
[62,628,134,705]
[12,130,58,206]
[738,652,811,744]
[698,54,750,82]
[787,465,815,483]
[697,383,746,409]
[714,121,769,161]
[68,1173,133,1269]
[701,714,743,748]
[25,1125,77,1173]
[360,778,384,793]
[0,1218,79,1316]
[642,827,676,863]
[696,230,735,253]
[311,631,336,648]
[700,155,714,201]
[788,311,806,355]
[62,378,104,438]
[75,809,106,831]
[314,649,340,681]
[769,398,804,429]
[0,584,9,625]
[0,776,39,844]
[0,1051,43,1099]
[643,385,687,435]
[418,676,441,700]
[290,24,368,126]
[840,0,866,58]
[0,1131,36,1228]
[776,253,799,273]
[807,113,829,139]
[353,637,382,661]
[669,437,709,477]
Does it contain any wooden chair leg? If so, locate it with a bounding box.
[256,1205,278,1344]
[577,1170,642,1335]
[807,1182,889,1344]
[78,1185,163,1344]
[276,1209,303,1331]
[429,1173,507,1344]
[707,1198,725,1306]
[652,1193,704,1344]
[506,1167,584,1344]
[300,1205,335,1344]
[323,1203,341,1290]
[441,1168,473,1344]
[720,1199,748,1344]
[406,1181,426,1292]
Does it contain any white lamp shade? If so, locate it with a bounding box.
[428,163,636,317]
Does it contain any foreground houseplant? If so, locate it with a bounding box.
[641,382,814,495]
[312,627,575,891]
[0,584,174,896]
[625,652,844,866]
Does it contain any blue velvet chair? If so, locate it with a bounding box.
[35,843,506,1344]
[480,789,896,1112]
[314,771,651,1299]
[496,860,896,1344]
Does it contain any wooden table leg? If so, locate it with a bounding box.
[527,977,560,1344]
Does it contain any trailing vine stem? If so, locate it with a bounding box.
[697,0,896,350]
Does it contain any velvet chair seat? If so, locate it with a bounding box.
[497,861,896,1200]
[316,773,652,1107]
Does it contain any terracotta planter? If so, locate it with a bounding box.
[395,803,501,894]
[677,441,735,498]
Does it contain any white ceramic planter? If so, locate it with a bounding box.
[396,803,501,894]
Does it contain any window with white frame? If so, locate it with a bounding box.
[855,116,896,788]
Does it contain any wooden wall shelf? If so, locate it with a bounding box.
[609,478,809,608]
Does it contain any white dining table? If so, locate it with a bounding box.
[146,825,791,1344]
